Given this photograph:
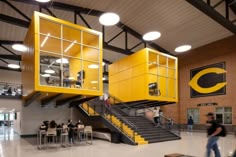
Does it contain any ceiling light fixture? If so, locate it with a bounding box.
[35,0,51,2]
[44,69,55,74]
[102,62,105,66]
[91,81,98,84]
[12,44,27,52]
[175,45,192,53]
[7,64,20,69]
[143,31,161,41]
[103,77,106,80]
[99,12,120,26]
[56,58,69,64]
[41,74,51,77]
[41,33,50,47]
[88,64,99,69]
[64,40,77,52]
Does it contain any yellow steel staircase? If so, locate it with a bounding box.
[80,103,148,145]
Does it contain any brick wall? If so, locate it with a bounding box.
[162,35,236,126]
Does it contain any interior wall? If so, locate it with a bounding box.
[13,112,21,134]
[0,70,21,83]
[162,35,236,125]
[20,100,81,135]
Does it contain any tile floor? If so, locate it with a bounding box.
[0,127,235,157]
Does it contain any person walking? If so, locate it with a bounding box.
[104,96,111,115]
[68,119,75,144]
[153,107,160,127]
[206,112,222,157]
[187,116,194,132]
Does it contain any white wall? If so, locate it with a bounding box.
[0,70,21,83]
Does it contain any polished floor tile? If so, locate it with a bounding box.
[0,127,235,157]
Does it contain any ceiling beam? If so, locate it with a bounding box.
[0,13,29,28]
[0,40,23,45]
[186,0,236,34]
[24,91,41,107]
[0,55,21,61]
[10,0,171,55]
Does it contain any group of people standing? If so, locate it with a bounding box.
[39,119,83,144]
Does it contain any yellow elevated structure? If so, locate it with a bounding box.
[22,12,103,99]
[109,48,178,103]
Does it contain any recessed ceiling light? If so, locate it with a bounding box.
[41,74,51,77]
[44,69,55,74]
[91,81,98,84]
[88,64,99,69]
[56,58,69,64]
[8,64,20,69]
[99,12,120,26]
[143,31,161,41]
[12,44,27,52]
[175,45,192,53]
[35,0,51,2]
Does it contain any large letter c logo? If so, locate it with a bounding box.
[189,68,226,94]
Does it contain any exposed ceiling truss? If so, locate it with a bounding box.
[186,0,236,34]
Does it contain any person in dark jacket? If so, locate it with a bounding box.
[206,112,222,157]
[187,116,194,132]
[68,119,75,144]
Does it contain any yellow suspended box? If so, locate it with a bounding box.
[109,48,178,103]
[22,12,103,98]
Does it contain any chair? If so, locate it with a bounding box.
[84,126,93,144]
[77,124,85,142]
[45,127,57,148]
[60,125,68,146]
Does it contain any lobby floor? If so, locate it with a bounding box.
[0,127,235,157]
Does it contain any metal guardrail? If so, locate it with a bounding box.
[0,82,22,96]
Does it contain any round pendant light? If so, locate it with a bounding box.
[44,69,55,74]
[88,64,99,69]
[99,12,120,26]
[56,58,69,64]
[41,74,51,77]
[12,44,27,52]
[35,0,51,2]
[7,64,20,69]
[175,45,192,53]
[143,31,161,41]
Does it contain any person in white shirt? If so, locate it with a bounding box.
[153,107,160,127]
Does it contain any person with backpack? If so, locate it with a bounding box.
[205,112,223,157]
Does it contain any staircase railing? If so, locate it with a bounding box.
[82,97,139,142]
[139,108,181,137]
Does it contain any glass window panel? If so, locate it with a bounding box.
[63,57,82,88]
[63,41,81,58]
[168,58,176,69]
[168,78,176,98]
[63,26,81,43]
[168,68,175,79]
[83,31,99,48]
[224,107,232,112]
[0,114,4,121]
[40,52,62,87]
[158,76,167,97]
[83,61,99,90]
[148,74,159,96]
[148,52,157,65]
[158,66,167,77]
[40,35,61,54]
[216,114,223,124]
[40,18,61,38]
[159,55,167,66]
[216,107,223,113]
[224,113,232,124]
[82,46,99,62]
[187,108,199,124]
[9,113,14,121]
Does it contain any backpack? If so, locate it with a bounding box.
[218,125,227,137]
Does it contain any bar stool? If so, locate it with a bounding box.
[45,127,57,148]
[77,124,85,142]
[60,125,68,147]
[84,126,93,144]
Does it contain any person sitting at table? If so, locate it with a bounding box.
[68,119,75,144]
